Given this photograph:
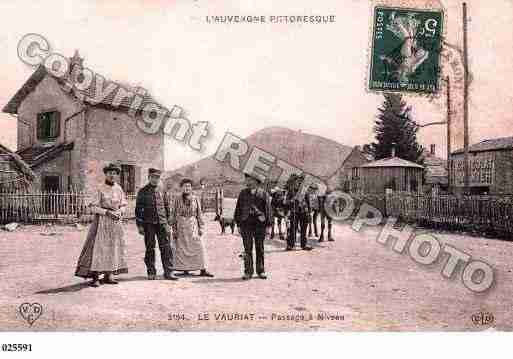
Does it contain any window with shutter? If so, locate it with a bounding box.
[37,111,61,141]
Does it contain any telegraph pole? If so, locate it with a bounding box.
[446,76,452,192]
[463,2,470,194]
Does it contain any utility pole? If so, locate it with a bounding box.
[446,76,451,192]
[463,2,470,194]
[416,77,451,193]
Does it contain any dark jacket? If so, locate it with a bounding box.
[287,192,311,216]
[234,187,272,227]
[135,184,171,226]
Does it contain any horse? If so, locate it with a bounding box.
[270,188,288,240]
[318,191,334,242]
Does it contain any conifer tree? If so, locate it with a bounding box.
[365,93,424,163]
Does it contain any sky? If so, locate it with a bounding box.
[0,0,512,170]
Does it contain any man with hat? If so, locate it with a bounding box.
[234,172,272,280]
[135,168,178,280]
[284,173,313,251]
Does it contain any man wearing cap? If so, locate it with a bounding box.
[285,173,313,251]
[234,173,272,280]
[135,168,178,280]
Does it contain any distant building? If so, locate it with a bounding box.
[352,148,424,194]
[422,144,448,194]
[328,146,370,192]
[451,136,513,195]
[3,51,167,194]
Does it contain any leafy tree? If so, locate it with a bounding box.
[365,93,424,163]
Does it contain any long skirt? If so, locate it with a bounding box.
[173,216,207,271]
[75,214,128,278]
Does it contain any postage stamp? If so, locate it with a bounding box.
[369,6,444,94]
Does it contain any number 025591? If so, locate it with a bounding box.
[2,344,32,352]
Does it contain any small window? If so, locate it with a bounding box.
[37,111,61,141]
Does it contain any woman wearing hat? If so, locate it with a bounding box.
[75,163,128,287]
[170,178,214,277]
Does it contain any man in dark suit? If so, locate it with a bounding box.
[234,173,272,280]
[285,173,313,251]
[135,168,178,280]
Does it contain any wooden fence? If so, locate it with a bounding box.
[0,188,221,225]
[349,193,386,216]
[0,190,137,224]
[385,193,513,238]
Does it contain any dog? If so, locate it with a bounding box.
[214,213,236,234]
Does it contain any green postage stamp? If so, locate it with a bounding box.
[369,6,444,94]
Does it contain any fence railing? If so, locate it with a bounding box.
[0,188,220,225]
[0,190,137,224]
[385,193,513,238]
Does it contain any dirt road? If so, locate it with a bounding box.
[1,213,512,331]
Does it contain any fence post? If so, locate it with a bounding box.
[384,188,393,217]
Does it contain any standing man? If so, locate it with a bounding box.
[136,168,178,280]
[234,173,272,280]
[285,173,313,251]
[319,189,334,242]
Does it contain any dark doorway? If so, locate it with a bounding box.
[469,186,490,195]
[120,164,135,194]
[42,175,60,192]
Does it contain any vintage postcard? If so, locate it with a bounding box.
[0,0,512,351]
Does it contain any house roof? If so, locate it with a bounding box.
[359,156,424,169]
[2,66,48,114]
[0,142,36,187]
[452,136,513,154]
[0,143,13,153]
[16,142,74,168]
[3,53,169,116]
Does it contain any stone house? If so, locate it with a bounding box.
[450,136,513,195]
[2,51,167,195]
[329,146,370,192]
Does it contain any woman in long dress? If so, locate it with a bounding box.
[170,178,214,277]
[75,163,128,287]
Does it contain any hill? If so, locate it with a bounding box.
[164,126,356,191]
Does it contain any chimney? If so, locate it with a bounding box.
[390,143,396,158]
[430,144,436,155]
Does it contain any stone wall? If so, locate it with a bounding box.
[451,149,513,195]
[84,107,165,194]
